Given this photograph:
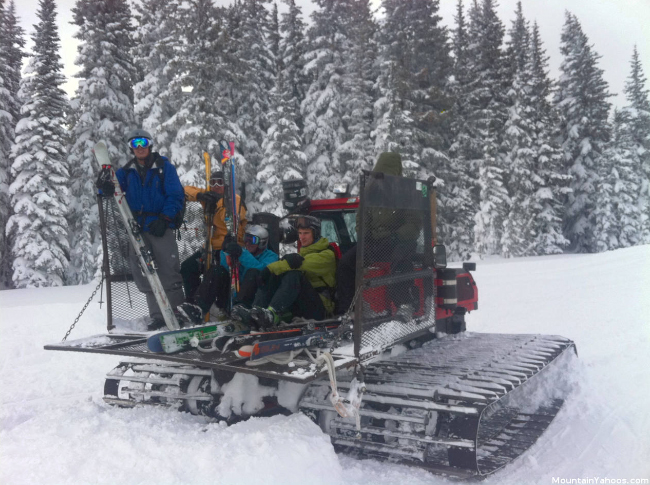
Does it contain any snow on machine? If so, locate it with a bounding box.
[46,166,576,478]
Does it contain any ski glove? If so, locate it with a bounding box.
[282,253,304,270]
[196,191,221,211]
[95,168,115,197]
[224,242,242,258]
[149,216,170,237]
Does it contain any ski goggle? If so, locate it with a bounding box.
[244,234,261,245]
[128,137,151,149]
[210,178,224,187]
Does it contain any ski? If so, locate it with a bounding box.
[219,141,240,305]
[237,331,337,360]
[92,141,180,331]
[147,320,248,353]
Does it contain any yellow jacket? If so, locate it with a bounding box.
[184,186,247,250]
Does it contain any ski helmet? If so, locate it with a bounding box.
[244,224,269,251]
[294,215,321,240]
[126,128,154,151]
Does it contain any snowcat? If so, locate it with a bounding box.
[45,171,577,478]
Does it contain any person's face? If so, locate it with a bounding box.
[210,176,224,195]
[245,241,259,255]
[133,146,150,162]
[298,228,314,247]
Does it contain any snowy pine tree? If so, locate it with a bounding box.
[337,0,377,195]
[258,0,307,215]
[467,0,510,257]
[622,46,650,244]
[442,0,477,260]
[554,12,612,253]
[301,0,351,199]
[594,109,642,251]
[7,0,70,287]
[67,0,137,284]
[0,0,25,288]
[132,0,184,157]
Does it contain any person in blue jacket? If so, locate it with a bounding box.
[176,224,278,325]
[95,129,185,331]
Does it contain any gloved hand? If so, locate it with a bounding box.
[95,168,115,197]
[148,216,170,237]
[224,241,242,258]
[257,267,271,286]
[282,253,304,269]
[196,191,220,211]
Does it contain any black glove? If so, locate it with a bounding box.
[148,216,170,237]
[224,242,242,258]
[282,253,304,269]
[257,267,271,286]
[196,191,220,211]
[95,168,115,197]
[222,234,234,248]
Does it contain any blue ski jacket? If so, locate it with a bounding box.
[220,247,278,278]
[115,154,185,232]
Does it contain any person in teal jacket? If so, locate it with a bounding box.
[240,215,337,330]
[176,225,278,325]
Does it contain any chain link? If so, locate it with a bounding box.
[61,275,105,342]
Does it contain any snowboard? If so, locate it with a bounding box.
[93,141,180,331]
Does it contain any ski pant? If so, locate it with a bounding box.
[335,240,417,315]
[194,266,261,315]
[253,270,327,321]
[128,229,185,320]
[180,249,221,303]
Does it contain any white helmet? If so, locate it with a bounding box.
[245,225,269,251]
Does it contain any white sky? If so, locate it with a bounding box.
[14,0,650,109]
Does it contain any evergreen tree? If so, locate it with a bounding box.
[374,0,452,180]
[301,0,351,199]
[7,0,70,287]
[132,0,184,157]
[443,0,477,260]
[0,0,25,288]
[166,0,238,187]
[67,0,137,284]
[554,12,611,253]
[337,0,377,194]
[594,109,642,251]
[500,7,568,257]
[279,0,308,132]
[234,0,275,212]
[622,46,650,243]
[258,0,307,215]
[468,0,510,257]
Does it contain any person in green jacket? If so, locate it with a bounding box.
[242,215,336,329]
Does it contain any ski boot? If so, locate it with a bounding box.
[250,306,280,330]
[177,302,204,326]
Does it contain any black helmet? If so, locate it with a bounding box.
[293,215,321,240]
[126,128,154,151]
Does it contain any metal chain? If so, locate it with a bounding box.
[61,275,105,342]
[328,285,363,354]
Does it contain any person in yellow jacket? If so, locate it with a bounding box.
[180,168,247,302]
[237,215,336,330]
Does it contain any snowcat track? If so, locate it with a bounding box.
[299,332,576,478]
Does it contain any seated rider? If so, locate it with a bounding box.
[177,225,278,325]
[238,215,336,330]
[180,169,247,303]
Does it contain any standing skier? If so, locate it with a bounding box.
[95,129,185,331]
[240,216,336,329]
[176,224,278,325]
[180,169,247,302]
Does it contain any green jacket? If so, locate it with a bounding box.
[267,237,336,314]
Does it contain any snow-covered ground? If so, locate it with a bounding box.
[1,246,649,485]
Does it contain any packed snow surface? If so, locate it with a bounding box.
[1,246,649,484]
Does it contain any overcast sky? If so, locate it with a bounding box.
[14,0,650,109]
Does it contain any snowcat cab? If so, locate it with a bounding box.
[45,170,576,478]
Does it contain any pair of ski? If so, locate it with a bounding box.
[146,319,343,360]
